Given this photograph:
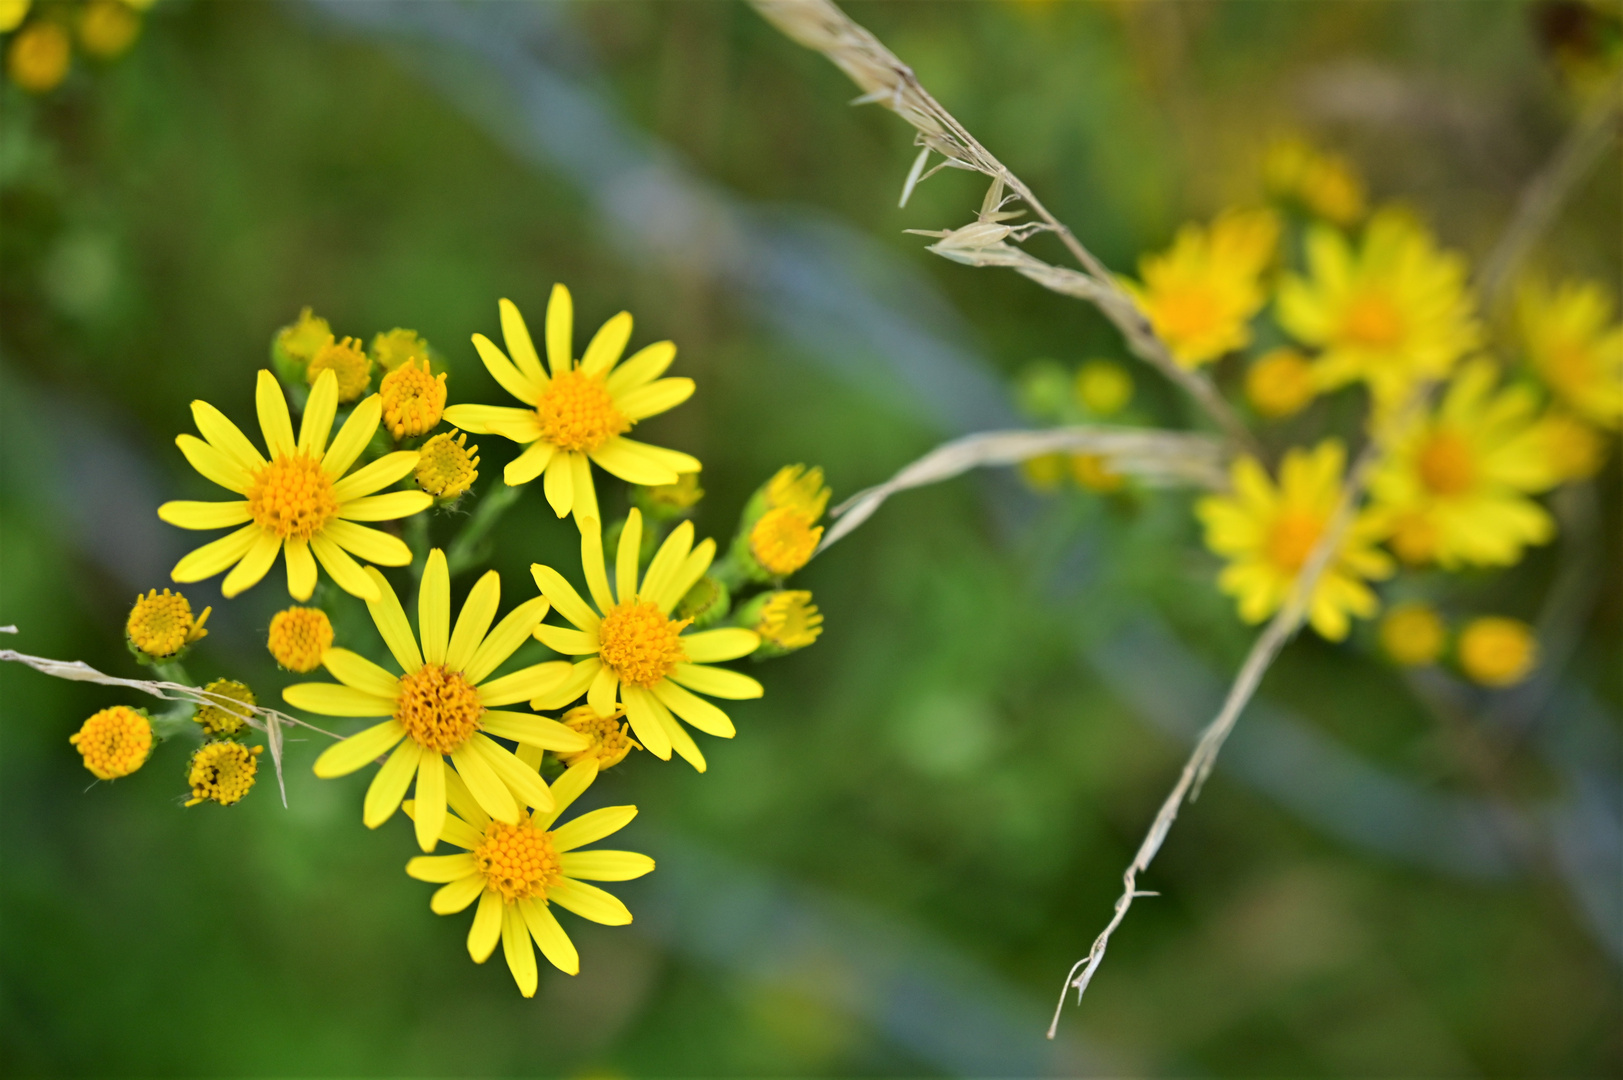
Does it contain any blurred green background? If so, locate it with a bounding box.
[1,1,1619,1076]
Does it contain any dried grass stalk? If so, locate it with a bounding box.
[818,426,1228,554]
[750,0,1256,452]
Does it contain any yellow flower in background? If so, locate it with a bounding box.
[1126,207,1280,368]
[274,307,332,372]
[185,742,263,807]
[557,704,639,770]
[1532,410,1608,483]
[1263,137,1367,226]
[70,706,152,779]
[1074,360,1133,417]
[1278,209,1480,411]
[78,0,140,60]
[126,587,209,659]
[746,463,830,578]
[1020,452,1066,492]
[288,552,587,844]
[1458,616,1537,687]
[159,369,432,601]
[195,678,254,737]
[1196,440,1393,640]
[1245,348,1317,419]
[1369,360,1560,568]
[443,287,700,522]
[287,550,588,851]
[7,19,69,93]
[370,327,432,374]
[307,336,373,403]
[415,430,479,498]
[1070,452,1124,493]
[1517,278,1623,429]
[404,758,652,993]
[530,510,762,772]
[751,590,824,653]
[0,1,31,34]
[1379,602,1446,667]
[268,606,333,672]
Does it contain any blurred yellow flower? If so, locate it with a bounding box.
[751,589,824,653]
[370,327,431,374]
[185,742,263,807]
[307,336,372,404]
[1532,410,1608,482]
[557,704,639,770]
[1517,278,1623,429]
[274,307,332,372]
[415,430,479,498]
[404,758,652,993]
[444,288,700,522]
[268,606,333,672]
[78,0,139,59]
[159,370,432,601]
[0,1,31,34]
[70,706,152,780]
[287,550,589,852]
[1074,360,1133,417]
[1263,137,1367,226]
[126,587,209,659]
[1070,452,1124,493]
[1196,440,1393,640]
[1020,452,1066,492]
[1126,207,1280,368]
[530,510,762,772]
[1278,209,1480,411]
[1458,616,1537,687]
[7,20,69,93]
[1379,602,1446,666]
[1370,360,1559,568]
[1245,348,1317,419]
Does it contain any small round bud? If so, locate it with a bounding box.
[1458,617,1537,688]
[268,606,333,673]
[7,20,70,94]
[1246,348,1317,419]
[78,0,139,59]
[1074,360,1133,417]
[272,307,332,376]
[1379,603,1446,667]
[127,588,209,661]
[70,706,152,780]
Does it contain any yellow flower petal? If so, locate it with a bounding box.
[285,537,317,601]
[299,368,339,454]
[331,450,420,503]
[406,852,477,883]
[616,507,643,602]
[668,662,763,700]
[614,377,694,422]
[535,624,600,655]
[680,628,760,663]
[534,758,599,829]
[442,403,541,442]
[473,330,540,405]
[364,739,422,828]
[502,903,540,997]
[504,440,554,486]
[255,369,296,459]
[414,750,447,853]
[480,711,592,752]
[587,664,620,719]
[619,684,672,761]
[158,500,252,530]
[418,548,451,665]
[470,733,553,814]
[660,708,707,772]
[463,595,551,685]
[588,436,679,487]
[652,678,736,738]
[171,524,261,583]
[221,530,282,598]
[468,890,504,962]
[309,719,406,777]
[322,647,400,698]
[580,514,615,612]
[542,285,572,376]
[339,490,434,522]
[322,395,383,478]
[190,400,265,472]
[176,433,252,494]
[450,742,519,824]
[559,850,655,882]
[604,340,676,397]
[284,682,397,718]
[637,520,694,604]
[431,874,485,914]
[653,537,715,614]
[324,520,413,567]
[477,661,574,708]
[542,451,574,517]
[547,878,632,925]
[579,310,632,377]
[528,657,600,711]
[518,897,579,975]
[447,570,501,674]
[530,564,602,631]
[500,297,549,386]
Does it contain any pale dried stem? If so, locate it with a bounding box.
[0,635,347,807]
[750,0,1257,453]
[817,425,1228,554]
[1476,69,1622,307]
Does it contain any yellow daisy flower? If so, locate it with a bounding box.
[1263,137,1367,227]
[1277,209,1480,411]
[1196,439,1393,641]
[158,369,433,602]
[1124,207,1280,369]
[529,509,763,772]
[443,287,701,522]
[1517,278,1623,429]
[1369,359,1560,568]
[285,549,590,852]
[404,758,652,994]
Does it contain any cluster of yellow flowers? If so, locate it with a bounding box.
[1,0,149,95]
[65,284,825,995]
[1018,137,1619,688]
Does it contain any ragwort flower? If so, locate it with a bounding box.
[1196,439,1393,640]
[443,287,700,521]
[530,510,762,771]
[286,549,589,851]
[1369,360,1560,568]
[1517,278,1623,429]
[1277,209,1480,411]
[159,369,432,601]
[404,758,652,993]
[1125,208,1280,368]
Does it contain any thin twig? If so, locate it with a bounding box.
[1476,69,1622,306]
[817,425,1228,554]
[750,0,1257,453]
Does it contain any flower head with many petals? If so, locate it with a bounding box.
[1196,439,1394,640]
[1517,277,1623,429]
[1369,359,1561,568]
[529,510,762,772]
[1277,209,1480,411]
[443,287,701,522]
[286,550,590,852]
[159,370,433,601]
[404,758,652,995]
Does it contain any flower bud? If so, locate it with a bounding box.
[1459,617,1537,688]
[415,430,479,500]
[1379,602,1446,667]
[185,741,264,807]
[737,590,823,658]
[1074,360,1133,417]
[70,706,152,780]
[271,307,332,382]
[196,679,255,737]
[126,588,209,663]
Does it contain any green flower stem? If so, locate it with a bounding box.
[447,481,524,576]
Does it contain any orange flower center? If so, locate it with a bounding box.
[1152,285,1222,343]
[1417,429,1476,496]
[1340,291,1405,350]
[1266,511,1324,574]
[749,508,822,577]
[394,664,483,754]
[247,454,339,541]
[536,370,630,453]
[598,601,689,687]
[474,820,561,903]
